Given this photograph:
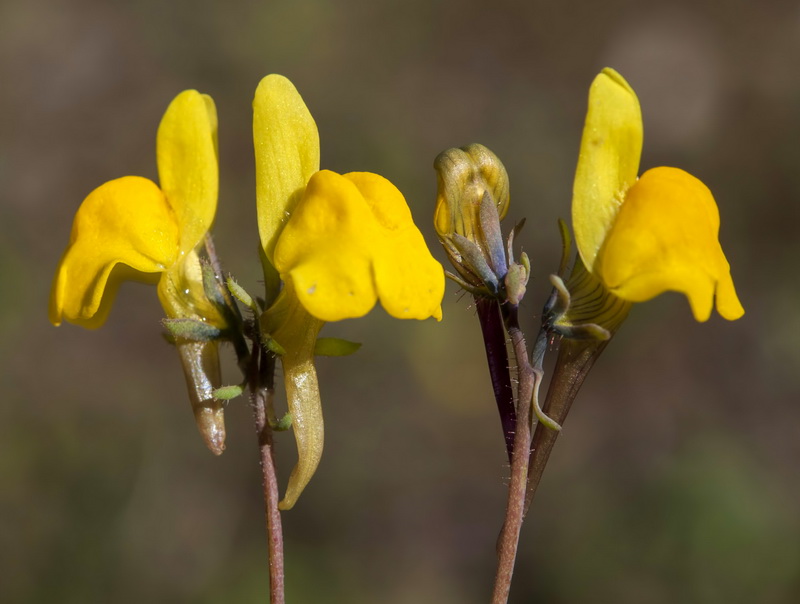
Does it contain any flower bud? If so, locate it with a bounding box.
[434,143,509,240]
[433,144,516,298]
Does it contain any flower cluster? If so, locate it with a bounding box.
[50,75,444,509]
[50,66,744,522]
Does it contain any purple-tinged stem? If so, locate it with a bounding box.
[475,296,516,462]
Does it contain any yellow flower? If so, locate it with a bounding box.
[571,68,744,323]
[49,90,228,454]
[253,74,444,509]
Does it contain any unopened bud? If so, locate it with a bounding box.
[434,143,509,240]
[434,144,514,297]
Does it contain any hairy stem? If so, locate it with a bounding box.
[491,306,540,604]
[249,344,285,603]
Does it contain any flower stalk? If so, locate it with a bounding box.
[248,344,285,604]
[202,232,286,603]
[491,305,541,604]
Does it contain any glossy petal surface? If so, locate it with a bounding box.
[253,74,320,264]
[262,284,325,510]
[598,167,744,321]
[274,170,444,322]
[156,90,219,254]
[573,68,643,271]
[49,176,179,328]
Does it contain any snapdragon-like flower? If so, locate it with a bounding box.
[49,90,229,454]
[562,67,744,330]
[253,74,444,509]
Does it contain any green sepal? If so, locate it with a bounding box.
[271,412,293,431]
[520,251,530,275]
[263,335,286,356]
[450,233,500,294]
[314,337,362,357]
[227,277,257,312]
[201,260,227,308]
[162,318,222,342]
[213,384,245,400]
[444,270,488,297]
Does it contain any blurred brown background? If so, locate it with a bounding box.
[3,0,799,602]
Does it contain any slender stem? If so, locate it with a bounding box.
[248,344,285,604]
[475,296,516,463]
[202,233,285,600]
[491,306,540,604]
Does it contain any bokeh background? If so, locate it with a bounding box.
[3,0,800,602]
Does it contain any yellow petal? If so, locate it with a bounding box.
[573,68,643,272]
[49,176,179,328]
[597,167,744,322]
[156,90,219,254]
[274,170,379,321]
[253,74,320,264]
[274,170,444,322]
[345,172,445,320]
[261,284,325,510]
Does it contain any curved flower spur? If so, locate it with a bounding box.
[253,75,445,509]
